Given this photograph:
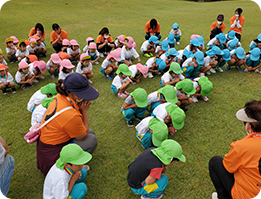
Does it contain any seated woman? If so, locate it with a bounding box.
[96,27,116,57]
[37,73,99,175]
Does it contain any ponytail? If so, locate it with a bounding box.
[56,79,69,96]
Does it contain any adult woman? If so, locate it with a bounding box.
[37,73,99,175]
[228,8,245,41]
[28,23,45,43]
[96,27,115,57]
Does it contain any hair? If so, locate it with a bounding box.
[99,27,109,36]
[244,100,261,132]
[52,23,60,30]
[150,18,158,29]
[171,158,179,162]
[19,42,26,48]
[56,79,69,96]
[235,8,243,15]
[35,23,44,34]
[190,44,197,52]
[88,39,94,45]
[62,67,69,73]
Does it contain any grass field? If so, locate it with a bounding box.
[0,0,261,198]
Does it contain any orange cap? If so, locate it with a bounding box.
[58,52,69,60]
[27,55,38,63]
[0,64,7,70]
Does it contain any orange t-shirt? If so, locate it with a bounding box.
[96,35,114,44]
[40,94,87,145]
[223,133,261,199]
[229,15,245,34]
[145,20,160,34]
[210,22,226,33]
[28,27,46,40]
[50,29,69,44]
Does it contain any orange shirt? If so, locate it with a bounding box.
[50,30,69,44]
[96,35,114,44]
[223,133,261,199]
[40,94,87,145]
[229,15,245,34]
[28,27,46,40]
[210,22,226,33]
[145,20,160,34]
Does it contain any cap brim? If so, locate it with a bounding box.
[152,135,163,147]
[172,120,184,130]
[236,108,259,123]
[73,85,99,101]
[72,152,92,165]
[177,154,186,162]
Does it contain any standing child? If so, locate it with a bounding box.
[58,59,75,80]
[5,38,17,63]
[27,38,38,55]
[128,63,148,84]
[225,47,245,71]
[16,40,29,61]
[121,37,141,66]
[29,60,46,82]
[0,64,16,94]
[191,76,213,102]
[76,53,94,83]
[15,61,34,89]
[111,64,132,98]
[243,47,261,73]
[67,39,81,62]
[61,39,70,53]
[43,144,92,199]
[160,62,184,87]
[87,42,100,65]
[170,23,182,45]
[121,87,148,127]
[46,53,61,79]
[83,37,94,53]
[140,36,159,58]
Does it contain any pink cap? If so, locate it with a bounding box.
[60,59,75,71]
[132,41,136,50]
[70,39,79,46]
[50,53,61,64]
[127,36,134,49]
[80,53,91,62]
[62,39,70,46]
[117,35,126,43]
[136,63,148,78]
[18,61,29,69]
[86,37,94,44]
[190,34,199,41]
[10,36,19,44]
[30,38,37,44]
[106,48,121,62]
[33,60,46,74]
[88,42,97,49]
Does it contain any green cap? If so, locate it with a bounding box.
[169,62,183,74]
[165,104,186,130]
[130,87,148,108]
[40,83,58,96]
[116,64,132,76]
[41,96,55,108]
[149,118,168,147]
[158,85,178,104]
[175,79,196,95]
[151,139,186,165]
[198,76,213,97]
[56,144,92,170]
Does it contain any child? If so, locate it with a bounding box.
[83,37,94,53]
[127,139,186,199]
[29,60,46,82]
[35,36,47,57]
[76,53,94,83]
[167,33,175,48]
[156,40,169,57]
[183,38,200,58]
[46,53,61,79]
[0,53,8,68]
[136,117,168,149]
[111,64,132,98]
[227,38,242,51]
[87,42,100,65]
[243,47,261,73]
[249,33,261,50]
[175,79,196,111]
[206,33,226,50]
[120,87,148,127]
[121,37,141,66]
[58,51,70,60]
[160,48,179,71]
[22,54,38,65]
[27,38,37,55]
[170,23,182,45]
[61,39,70,53]
[191,76,213,102]
[226,30,236,42]
[10,36,19,47]
[43,144,92,199]
[176,49,190,66]
[15,61,34,89]
[225,47,245,71]
[115,35,126,48]
[58,59,75,80]
[27,83,57,112]
[67,39,81,62]
[201,46,222,75]
[216,49,231,71]
[197,36,205,51]
[160,62,184,87]
[128,63,148,84]
[16,40,29,61]
[140,36,159,58]
[181,51,204,79]
[147,85,179,114]
[0,64,16,94]
[5,38,17,63]
[101,48,121,80]
[152,103,186,135]
[146,56,166,78]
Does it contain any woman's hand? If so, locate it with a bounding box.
[78,100,92,113]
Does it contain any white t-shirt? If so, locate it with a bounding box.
[226,39,242,49]
[193,77,200,89]
[0,72,14,84]
[203,56,215,67]
[121,46,139,61]
[152,102,171,122]
[31,104,47,126]
[1,59,8,66]
[36,42,46,50]
[27,89,47,112]
[112,75,130,89]
[182,57,194,68]
[76,62,92,74]
[46,60,60,70]
[161,71,185,83]
[16,49,29,57]
[83,45,88,53]
[145,57,155,69]
[101,59,111,69]
[169,29,182,36]
[29,63,37,75]
[135,116,154,138]
[147,91,160,106]
[67,48,81,56]
[207,37,218,46]
[43,164,70,199]
[15,70,33,83]
[58,70,74,80]
[140,41,155,52]
[27,45,37,52]
[6,47,16,55]
[160,54,168,63]
[129,65,138,78]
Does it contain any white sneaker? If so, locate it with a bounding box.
[83,165,90,171]
[148,72,154,78]
[210,68,216,73]
[38,75,45,79]
[157,72,161,75]
[199,72,205,77]
[100,53,104,57]
[192,96,198,103]
[212,192,218,199]
[95,61,99,64]
[217,67,223,72]
[32,79,39,83]
[177,42,180,45]
[202,96,209,101]
[206,71,211,75]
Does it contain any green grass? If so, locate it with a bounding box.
[0,0,261,198]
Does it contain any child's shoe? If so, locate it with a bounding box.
[95,61,99,65]
[2,88,7,95]
[100,53,104,57]
[117,93,127,98]
[105,74,112,80]
[38,75,45,80]
[88,79,93,84]
[148,72,154,78]
[144,53,150,58]
[32,79,39,83]
[11,88,16,93]
[177,42,180,45]
[225,66,231,71]
[199,72,205,77]
[210,68,216,73]
[83,165,90,171]
[127,120,134,127]
[134,116,143,121]
[206,71,211,75]
[149,52,153,57]
[141,192,163,199]
[255,69,259,73]
[202,96,209,101]
[28,84,34,88]
[212,192,218,199]
[50,74,55,79]
[123,91,129,96]
[217,67,223,72]
[236,66,243,71]
[244,68,248,72]
[192,96,198,103]
[110,73,116,78]
[22,84,29,89]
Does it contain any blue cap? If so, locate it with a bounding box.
[250,47,261,61]
[172,23,179,29]
[228,31,235,40]
[215,33,226,44]
[222,49,231,61]
[197,36,204,45]
[205,49,215,57]
[190,39,200,47]
[257,33,261,42]
[165,48,179,57]
[183,49,191,58]
[155,58,166,71]
[211,46,224,55]
[168,33,175,44]
[148,36,159,44]
[160,40,169,51]
[193,51,204,65]
[235,47,245,59]
[228,38,239,51]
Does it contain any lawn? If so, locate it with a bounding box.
[0,0,261,198]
